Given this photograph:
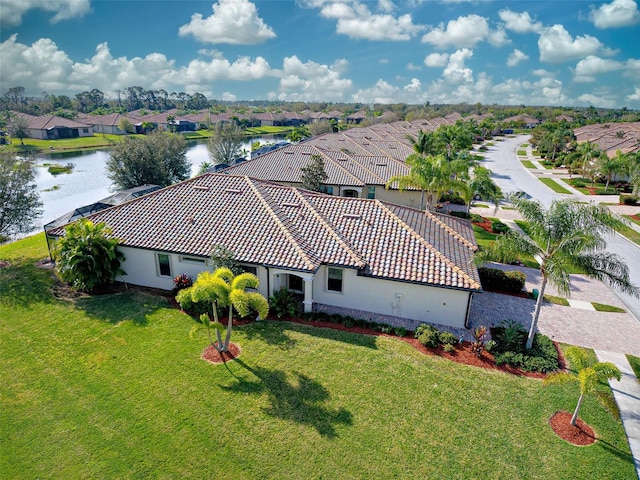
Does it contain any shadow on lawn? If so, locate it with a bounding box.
[240,320,298,350]
[0,263,56,307]
[75,291,167,326]
[275,320,379,350]
[222,359,353,439]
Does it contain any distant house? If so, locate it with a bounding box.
[82,113,138,135]
[134,113,196,133]
[46,174,481,331]
[574,122,640,158]
[346,111,368,124]
[503,114,541,129]
[24,115,93,139]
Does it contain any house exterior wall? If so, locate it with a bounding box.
[373,188,423,209]
[311,266,470,329]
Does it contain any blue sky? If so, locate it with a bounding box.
[1,0,639,108]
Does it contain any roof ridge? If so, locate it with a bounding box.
[375,201,481,290]
[292,189,366,268]
[243,177,319,271]
[423,210,477,251]
[310,146,365,187]
[321,147,389,185]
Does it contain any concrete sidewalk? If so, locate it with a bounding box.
[595,350,640,480]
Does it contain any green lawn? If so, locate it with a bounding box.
[616,223,640,246]
[244,126,294,135]
[521,160,536,169]
[8,134,127,153]
[626,355,640,381]
[626,215,640,226]
[0,235,635,479]
[517,150,527,156]
[592,303,626,313]
[539,178,573,194]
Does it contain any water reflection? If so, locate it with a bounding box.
[32,137,280,232]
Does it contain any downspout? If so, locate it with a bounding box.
[464,292,474,329]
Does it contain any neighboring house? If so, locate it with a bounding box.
[46,174,482,331]
[346,111,368,124]
[82,113,138,135]
[134,112,196,133]
[503,114,541,129]
[24,115,93,139]
[574,122,640,158]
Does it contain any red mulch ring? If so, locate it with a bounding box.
[201,342,241,364]
[549,411,596,446]
[472,218,495,233]
[630,214,640,222]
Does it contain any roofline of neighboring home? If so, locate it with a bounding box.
[358,272,482,293]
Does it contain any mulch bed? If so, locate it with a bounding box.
[473,218,495,233]
[630,214,640,222]
[202,342,241,364]
[549,411,596,446]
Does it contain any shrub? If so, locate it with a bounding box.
[471,326,487,357]
[443,343,455,353]
[572,179,586,188]
[415,323,438,339]
[478,267,526,293]
[173,273,193,291]
[491,320,528,353]
[268,287,299,318]
[620,194,639,206]
[449,211,471,219]
[342,316,355,328]
[418,329,439,348]
[484,340,497,353]
[491,221,510,234]
[439,192,466,205]
[330,314,343,324]
[439,331,458,345]
[470,213,483,223]
[380,324,393,334]
[393,326,407,337]
[491,321,559,372]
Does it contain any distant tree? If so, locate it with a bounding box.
[300,154,328,192]
[462,167,502,212]
[166,115,176,133]
[544,346,621,426]
[209,244,242,275]
[7,115,30,144]
[117,118,134,134]
[308,122,333,136]
[106,132,189,190]
[53,219,125,292]
[187,268,269,353]
[207,122,244,165]
[187,92,209,110]
[286,126,311,143]
[0,150,42,240]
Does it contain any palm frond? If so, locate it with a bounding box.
[571,253,640,298]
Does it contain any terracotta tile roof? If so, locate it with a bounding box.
[574,122,640,157]
[27,115,91,130]
[48,174,480,291]
[82,113,137,127]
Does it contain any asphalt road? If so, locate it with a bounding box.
[481,134,640,322]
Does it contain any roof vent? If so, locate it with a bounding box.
[193,185,210,191]
[284,151,294,154]
[225,188,242,194]
[342,213,361,219]
[376,163,387,167]
[282,202,300,208]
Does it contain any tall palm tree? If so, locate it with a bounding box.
[544,346,621,426]
[189,268,269,353]
[597,150,626,191]
[461,167,502,212]
[387,154,467,211]
[477,198,639,349]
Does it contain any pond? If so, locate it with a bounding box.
[31,136,282,234]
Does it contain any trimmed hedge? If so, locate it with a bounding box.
[449,211,471,219]
[620,194,639,206]
[491,321,559,373]
[478,267,526,293]
[491,221,510,234]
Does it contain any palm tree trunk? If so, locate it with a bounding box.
[211,301,224,351]
[571,393,584,426]
[223,305,233,352]
[526,276,548,350]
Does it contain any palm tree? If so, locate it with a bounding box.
[461,167,502,212]
[597,150,626,191]
[544,346,621,426]
[477,198,639,350]
[188,268,269,353]
[387,154,467,211]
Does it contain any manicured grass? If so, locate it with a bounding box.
[521,160,536,169]
[473,203,490,208]
[10,134,126,152]
[539,178,573,194]
[1,236,635,479]
[592,303,626,313]
[626,355,640,381]
[517,150,527,156]
[521,143,529,147]
[616,223,640,246]
[543,295,570,306]
[626,215,640,226]
[244,126,294,135]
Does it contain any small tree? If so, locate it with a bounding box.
[106,131,189,190]
[53,219,125,292]
[544,346,621,426]
[300,154,328,192]
[8,115,30,144]
[188,268,269,352]
[0,150,42,240]
[117,118,134,134]
[207,122,244,165]
[286,126,311,143]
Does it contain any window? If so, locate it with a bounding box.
[240,265,257,276]
[288,274,303,292]
[179,256,206,264]
[82,128,89,133]
[157,253,172,277]
[319,186,334,195]
[327,268,343,292]
[367,187,375,199]
[342,189,358,198]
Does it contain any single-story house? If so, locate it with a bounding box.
[46,174,482,331]
[24,115,93,139]
[82,113,138,135]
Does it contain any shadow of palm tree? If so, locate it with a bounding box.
[75,291,166,325]
[0,263,56,307]
[239,320,298,350]
[222,359,352,438]
[274,320,379,349]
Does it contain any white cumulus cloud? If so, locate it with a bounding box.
[573,55,624,82]
[498,9,543,33]
[424,52,449,67]
[422,14,503,48]
[538,25,615,63]
[443,48,474,83]
[0,0,90,27]
[507,49,529,67]
[178,0,276,45]
[276,56,352,101]
[302,0,423,41]
[589,0,640,28]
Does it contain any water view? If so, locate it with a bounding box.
[32,138,279,233]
